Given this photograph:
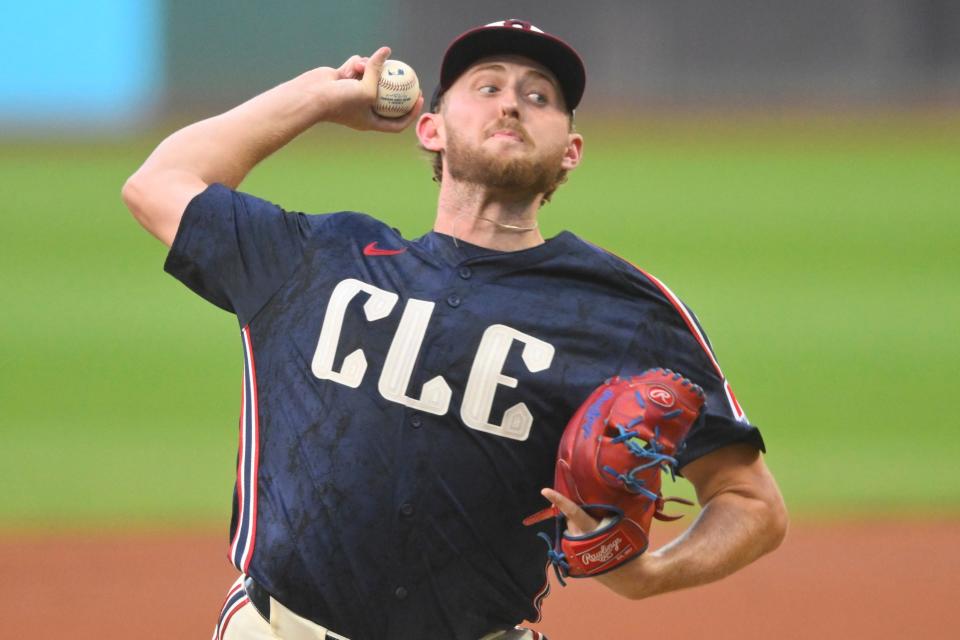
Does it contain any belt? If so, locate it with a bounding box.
[242,577,542,640]
[243,575,272,623]
[243,576,351,640]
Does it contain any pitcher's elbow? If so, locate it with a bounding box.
[765,490,790,553]
[121,174,145,219]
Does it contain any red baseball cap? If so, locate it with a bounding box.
[431,19,586,113]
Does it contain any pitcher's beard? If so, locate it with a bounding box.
[444,132,567,196]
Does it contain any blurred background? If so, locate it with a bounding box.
[1,1,958,638]
[6,0,960,128]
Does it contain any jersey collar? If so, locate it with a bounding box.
[414,230,580,268]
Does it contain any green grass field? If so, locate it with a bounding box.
[2,116,958,528]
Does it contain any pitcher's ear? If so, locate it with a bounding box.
[417,112,444,152]
[562,133,584,171]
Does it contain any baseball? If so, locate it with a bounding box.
[374,59,420,118]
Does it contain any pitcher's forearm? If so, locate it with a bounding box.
[122,47,422,247]
[542,445,788,601]
[610,491,785,598]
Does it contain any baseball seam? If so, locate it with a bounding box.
[379,79,417,91]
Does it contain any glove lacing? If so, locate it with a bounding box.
[602,423,679,498]
[538,421,685,584]
[538,504,625,586]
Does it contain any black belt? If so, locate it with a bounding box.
[242,578,531,640]
[243,575,272,623]
[243,577,350,640]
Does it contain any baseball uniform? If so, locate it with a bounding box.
[166,184,764,640]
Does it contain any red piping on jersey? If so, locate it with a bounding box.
[641,271,724,378]
[724,379,746,421]
[230,326,261,572]
[598,247,725,377]
[530,560,552,622]
[245,327,261,572]
[597,247,748,422]
[230,360,247,565]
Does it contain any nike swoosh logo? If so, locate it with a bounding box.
[363,241,407,256]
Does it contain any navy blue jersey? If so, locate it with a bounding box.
[164,184,764,640]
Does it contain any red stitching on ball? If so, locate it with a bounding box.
[380,79,416,91]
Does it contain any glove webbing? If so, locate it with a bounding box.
[603,424,679,500]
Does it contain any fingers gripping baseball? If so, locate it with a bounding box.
[361,47,389,93]
[325,47,422,132]
[337,55,367,80]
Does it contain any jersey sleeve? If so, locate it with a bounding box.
[616,271,766,470]
[163,183,324,326]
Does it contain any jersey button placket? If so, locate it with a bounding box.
[399,502,416,518]
[458,266,472,279]
[446,294,461,308]
[394,586,408,601]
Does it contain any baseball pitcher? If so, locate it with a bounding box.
[122,19,787,640]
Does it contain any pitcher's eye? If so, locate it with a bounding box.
[528,91,548,105]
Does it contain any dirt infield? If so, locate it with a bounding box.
[2,521,956,639]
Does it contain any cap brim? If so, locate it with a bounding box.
[437,26,585,112]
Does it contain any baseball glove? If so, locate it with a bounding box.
[523,368,705,582]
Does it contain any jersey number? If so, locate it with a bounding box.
[310,278,554,441]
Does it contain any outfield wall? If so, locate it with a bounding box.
[2,0,959,130]
[164,0,960,110]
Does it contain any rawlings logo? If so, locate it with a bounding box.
[648,385,675,408]
[580,536,626,566]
